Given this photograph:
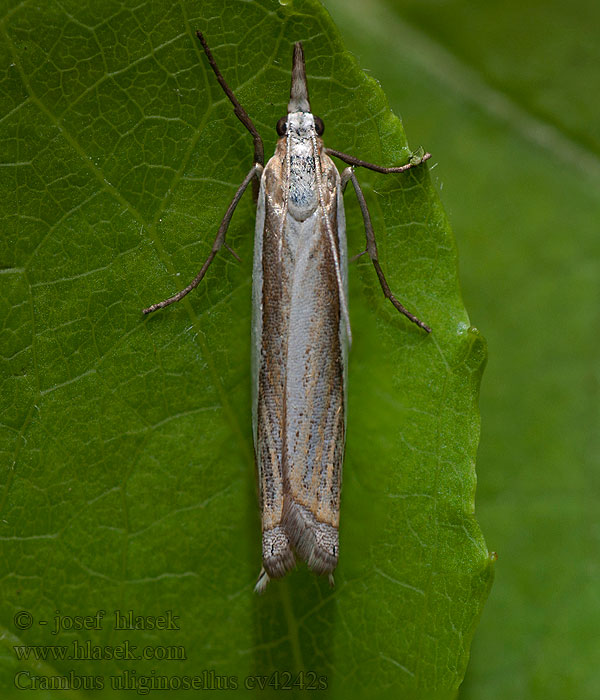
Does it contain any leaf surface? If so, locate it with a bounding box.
[0,0,491,697]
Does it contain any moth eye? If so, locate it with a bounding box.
[314,116,325,136]
[276,117,287,136]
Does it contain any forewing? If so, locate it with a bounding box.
[253,157,295,579]
[283,158,347,574]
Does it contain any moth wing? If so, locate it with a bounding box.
[283,163,348,575]
[253,158,295,580]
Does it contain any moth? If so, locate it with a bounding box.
[143,33,431,593]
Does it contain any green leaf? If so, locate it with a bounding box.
[0,0,491,697]
[322,0,600,698]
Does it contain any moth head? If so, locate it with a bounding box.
[283,43,325,138]
[287,42,311,113]
[276,116,287,136]
[276,113,324,138]
[284,112,326,140]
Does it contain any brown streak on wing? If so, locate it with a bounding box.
[257,154,289,532]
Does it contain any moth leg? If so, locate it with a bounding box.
[326,148,430,173]
[340,168,366,262]
[349,250,367,264]
[142,163,262,315]
[254,568,270,595]
[223,242,241,262]
[342,167,431,333]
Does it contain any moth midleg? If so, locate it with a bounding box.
[142,164,261,314]
[340,165,432,333]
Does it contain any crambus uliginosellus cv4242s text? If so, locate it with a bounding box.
[143,33,432,593]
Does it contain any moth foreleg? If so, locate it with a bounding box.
[327,148,430,173]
